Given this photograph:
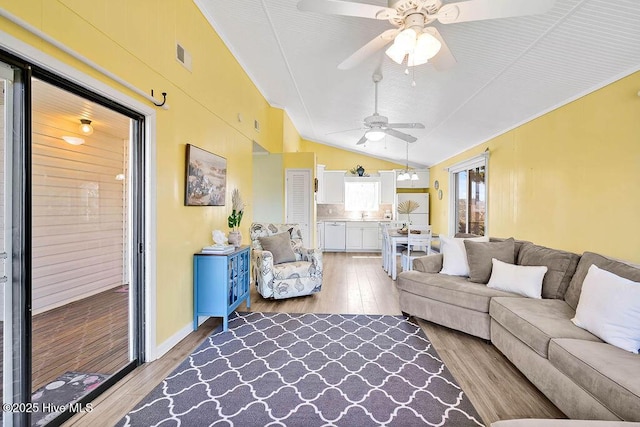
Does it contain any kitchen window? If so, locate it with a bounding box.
[344,179,380,211]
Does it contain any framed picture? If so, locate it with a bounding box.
[185,144,227,206]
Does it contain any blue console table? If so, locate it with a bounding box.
[193,245,251,331]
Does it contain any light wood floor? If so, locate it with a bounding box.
[64,252,564,426]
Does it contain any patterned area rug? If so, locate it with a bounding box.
[119,312,483,426]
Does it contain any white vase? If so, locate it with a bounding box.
[228,230,242,247]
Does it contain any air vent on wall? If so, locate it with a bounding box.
[254,120,260,132]
[176,42,192,71]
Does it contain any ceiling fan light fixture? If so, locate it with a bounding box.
[394,28,417,52]
[365,129,385,141]
[385,43,406,65]
[416,32,441,59]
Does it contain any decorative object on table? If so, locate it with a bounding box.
[211,229,228,246]
[349,165,369,177]
[185,144,226,206]
[397,199,419,226]
[227,188,244,247]
[120,312,483,427]
[202,245,235,254]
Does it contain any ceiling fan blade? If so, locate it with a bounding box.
[356,135,368,145]
[437,0,555,24]
[385,128,417,143]
[338,28,399,70]
[326,127,363,135]
[387,123,425,129]
[422,27,457,71]
[297,0,398,20]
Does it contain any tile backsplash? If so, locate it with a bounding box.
[317,203,393,221]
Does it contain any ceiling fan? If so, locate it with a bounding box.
[354,73,424,145]
[297,0,555,70]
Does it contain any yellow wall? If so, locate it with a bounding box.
[430,71,640,263]
[300,139,404,172]
[0,0,273,344]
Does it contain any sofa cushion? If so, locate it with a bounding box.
[487,259,547,299]
[565,251,640,310]
[549,338,640,421]
[517,243,580,299]
[397,271,522,313]
[464,238,515,284]
[573,265,640,353]
[440,235,490,276]
[259,232,296,265]
[272,260,313,280]
[490,297,601,358]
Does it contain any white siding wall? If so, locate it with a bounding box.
[31,116,127,314]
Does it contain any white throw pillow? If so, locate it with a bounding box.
[439,235,489,276]
[486,258,547,299]
[572,265,640,354]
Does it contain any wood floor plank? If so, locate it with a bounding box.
[63,252,564,426]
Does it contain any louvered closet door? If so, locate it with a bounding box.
[285,169,311,246]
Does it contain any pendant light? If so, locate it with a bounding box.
[78,119,94,135]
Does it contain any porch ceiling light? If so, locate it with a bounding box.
[79,119,94,135]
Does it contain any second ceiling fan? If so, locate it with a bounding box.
[298,0,555,70]
[355,73,424,145]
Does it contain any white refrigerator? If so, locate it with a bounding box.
[396,193,429,226]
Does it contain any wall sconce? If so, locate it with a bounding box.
[78,119,94,135]
[62,136,85,145]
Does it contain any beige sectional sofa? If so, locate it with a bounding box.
[396,239,640,422]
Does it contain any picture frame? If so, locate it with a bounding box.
[185,144,227,206]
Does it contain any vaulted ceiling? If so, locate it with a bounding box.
[196,0,640,167]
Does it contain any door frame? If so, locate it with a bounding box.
[0,30,158,359]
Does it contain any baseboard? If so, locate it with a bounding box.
[154,318,205,360]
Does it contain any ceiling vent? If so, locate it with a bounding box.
[176,42,192,71]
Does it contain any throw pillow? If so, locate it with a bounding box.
[439,235,490,276]
[572,265,640,354]
[464,238,516,284]
[258,232,296,265]
[486,259,548,298]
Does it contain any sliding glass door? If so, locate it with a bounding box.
[450,155,488,237]
[0,51,147,426]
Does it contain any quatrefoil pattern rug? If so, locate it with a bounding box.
[119,312,483,426]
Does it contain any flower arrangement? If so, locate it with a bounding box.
[227,188,244,231]
[397,199,420,225]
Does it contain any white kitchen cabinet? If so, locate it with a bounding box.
[323,221,346,251]
[322,170,345,204]
[346,222,381,252]
[396,169,430,189]
[379,170,396,204]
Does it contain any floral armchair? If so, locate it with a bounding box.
[249,223,323,299]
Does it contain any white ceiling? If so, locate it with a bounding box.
[196,0,640,167]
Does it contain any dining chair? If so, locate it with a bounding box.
[401,225,432,272]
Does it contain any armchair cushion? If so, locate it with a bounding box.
[258,232,296,265]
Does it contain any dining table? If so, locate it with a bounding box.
[386,229,438,280]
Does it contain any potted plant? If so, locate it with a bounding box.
[227,188,244,246]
